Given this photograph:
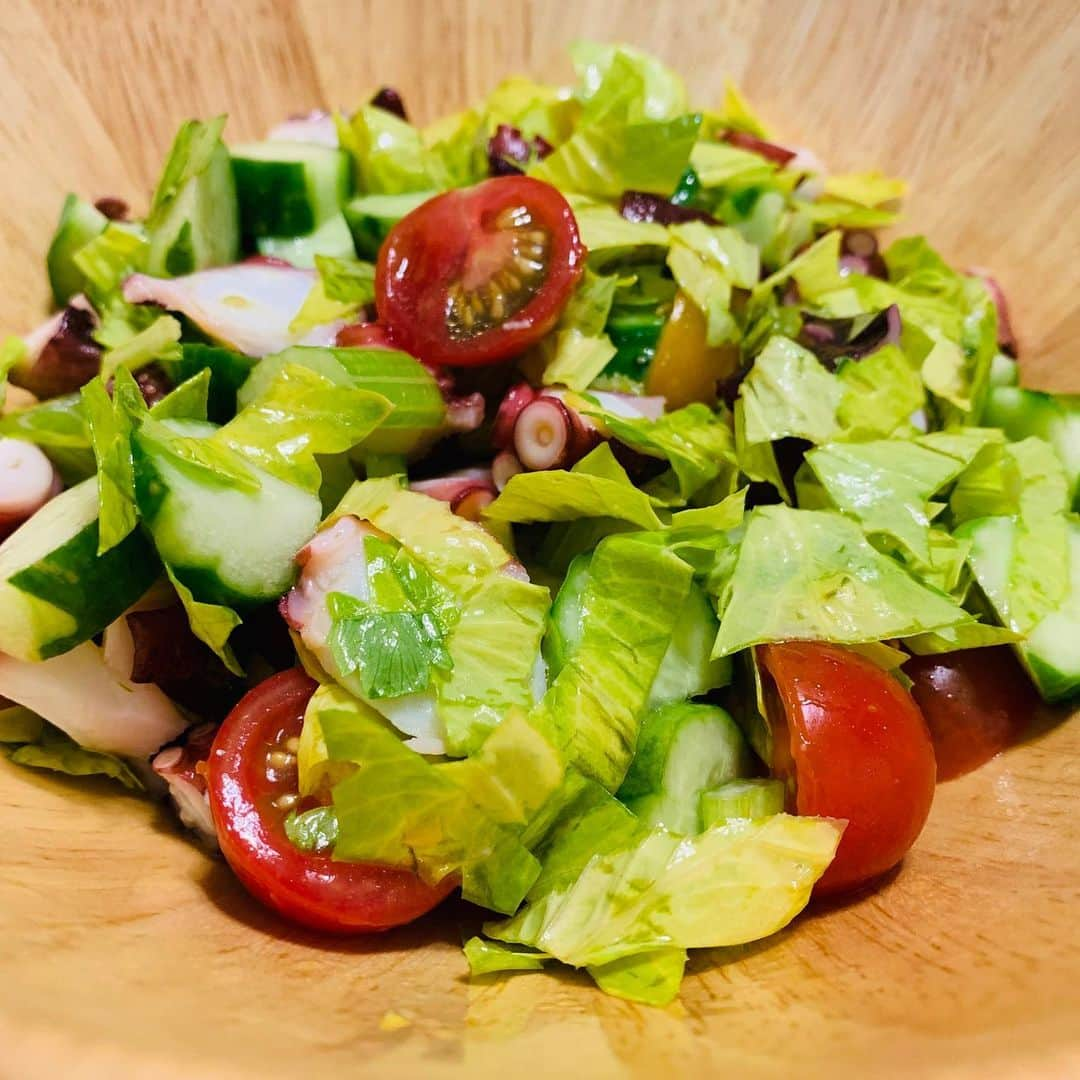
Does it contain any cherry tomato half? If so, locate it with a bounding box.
[206,668,456,933]
[375,176,585,367]
[905,646,1037,781]
[759,642,937,895]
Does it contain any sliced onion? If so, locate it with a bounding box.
[514,397,572,471]
[124,264,344,357]
[266,110,339,147]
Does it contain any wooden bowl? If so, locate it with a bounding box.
[1,2,1078,1076]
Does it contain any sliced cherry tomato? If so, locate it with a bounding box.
[375,176,585,367]
[206,668,456,933]
[335,321,396,349]
[759,642,937,895]
[905,646,1037,781]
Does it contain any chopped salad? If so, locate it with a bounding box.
[0,42,1077,1007]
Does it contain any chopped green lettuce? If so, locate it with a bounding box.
[486,443,663,529]
[588,948,687,1006]
[99,314,182,383]
[1,711,143,791]
[570,41,689,121]
[289,256,377,336]
[215,363,391,492]
[712,505,979,656]
[337,106,448,195]
[165,564,243,675]
[665,223,759,345]
[464,937,551,975]
[484,809,841,968]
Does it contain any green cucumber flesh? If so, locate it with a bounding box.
[343,191,437,259]
[961,515,1080,702]
[700,778,785,828]
[983,386,1080,509]
[0,479,158,661]
[46,195,107,307]
[256,212,355,268]
[618,702,753,834]
[232,141,351,240]
[133,421,320,607]
[146,142,239,276]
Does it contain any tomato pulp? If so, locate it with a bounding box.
[206,668,456,933]
[759,642,937,894]
[375,176,585,366]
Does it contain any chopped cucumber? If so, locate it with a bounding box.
[343,191,436,259]
[237,345,446,457]
[700,778,785,828]
[46,195,107,306]
[617,702,753,834]
[232,141,351,240]
[255,212,355,268]
[959,515,1080,702]
[545,550,731,704]
[0,479,158,661]
[133,420,321,607]
[983,385,1080,509]
[146,140,239,276]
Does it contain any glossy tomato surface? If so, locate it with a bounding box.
[905,646,1038,781]
[375,176,585,367]
[206,668,456,933]
[759,642,937,894]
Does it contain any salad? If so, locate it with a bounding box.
[0,41,1077,1008]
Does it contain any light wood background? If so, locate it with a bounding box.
[1,1,1079,1077]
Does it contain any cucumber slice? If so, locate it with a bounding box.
[343,191,437,258]
[146,142,239,277]
[700,778,785,828]
[232,141,351,240]
[545,550,731,704]
[960,515,1080,702]
[255,212,355,268]
[133,420,321,607]
[0,479,158,661]
[617,702,753,834]
[984,386,1080,509]
[46,195,107,306]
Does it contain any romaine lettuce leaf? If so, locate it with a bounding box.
[538,269,620,390]
[665,223,759,345]
[2,715,144,791]
[587,948,687,1006]
[238,345,446,457]
[804,439,964,564]
[99,314,182,383]
[569,41,689,121]
[422,108,487,188]
[337,105,448,195]
[165,564,243,675]
[712,505,979,656]
[289,256,377,337]
[312,685,540,913]
[571,203,670,263]
[834,344,925,440]
[486,443,663,529]
[480,76,579,146]
[81,369,147,554]
[463,937,551,975]
[485,810,841,968]
[753,231,844,305]
[215,363,392,491]
[715,80,770,137]
[581,400,738,502]
[823,171,906,207]
[528,533,692,789]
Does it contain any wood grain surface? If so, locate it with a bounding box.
[1,2,1079,1077]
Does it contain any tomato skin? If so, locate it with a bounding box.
[207,669,456,933]
[375,176,585,367]
[759,642,937,895]
[905,646,1037,781]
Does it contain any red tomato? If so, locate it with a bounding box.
[335,321,396,349]
[905,646,1037,781]
[375,176,585,367]
[758,642,937,895]
[206,669,456,933]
